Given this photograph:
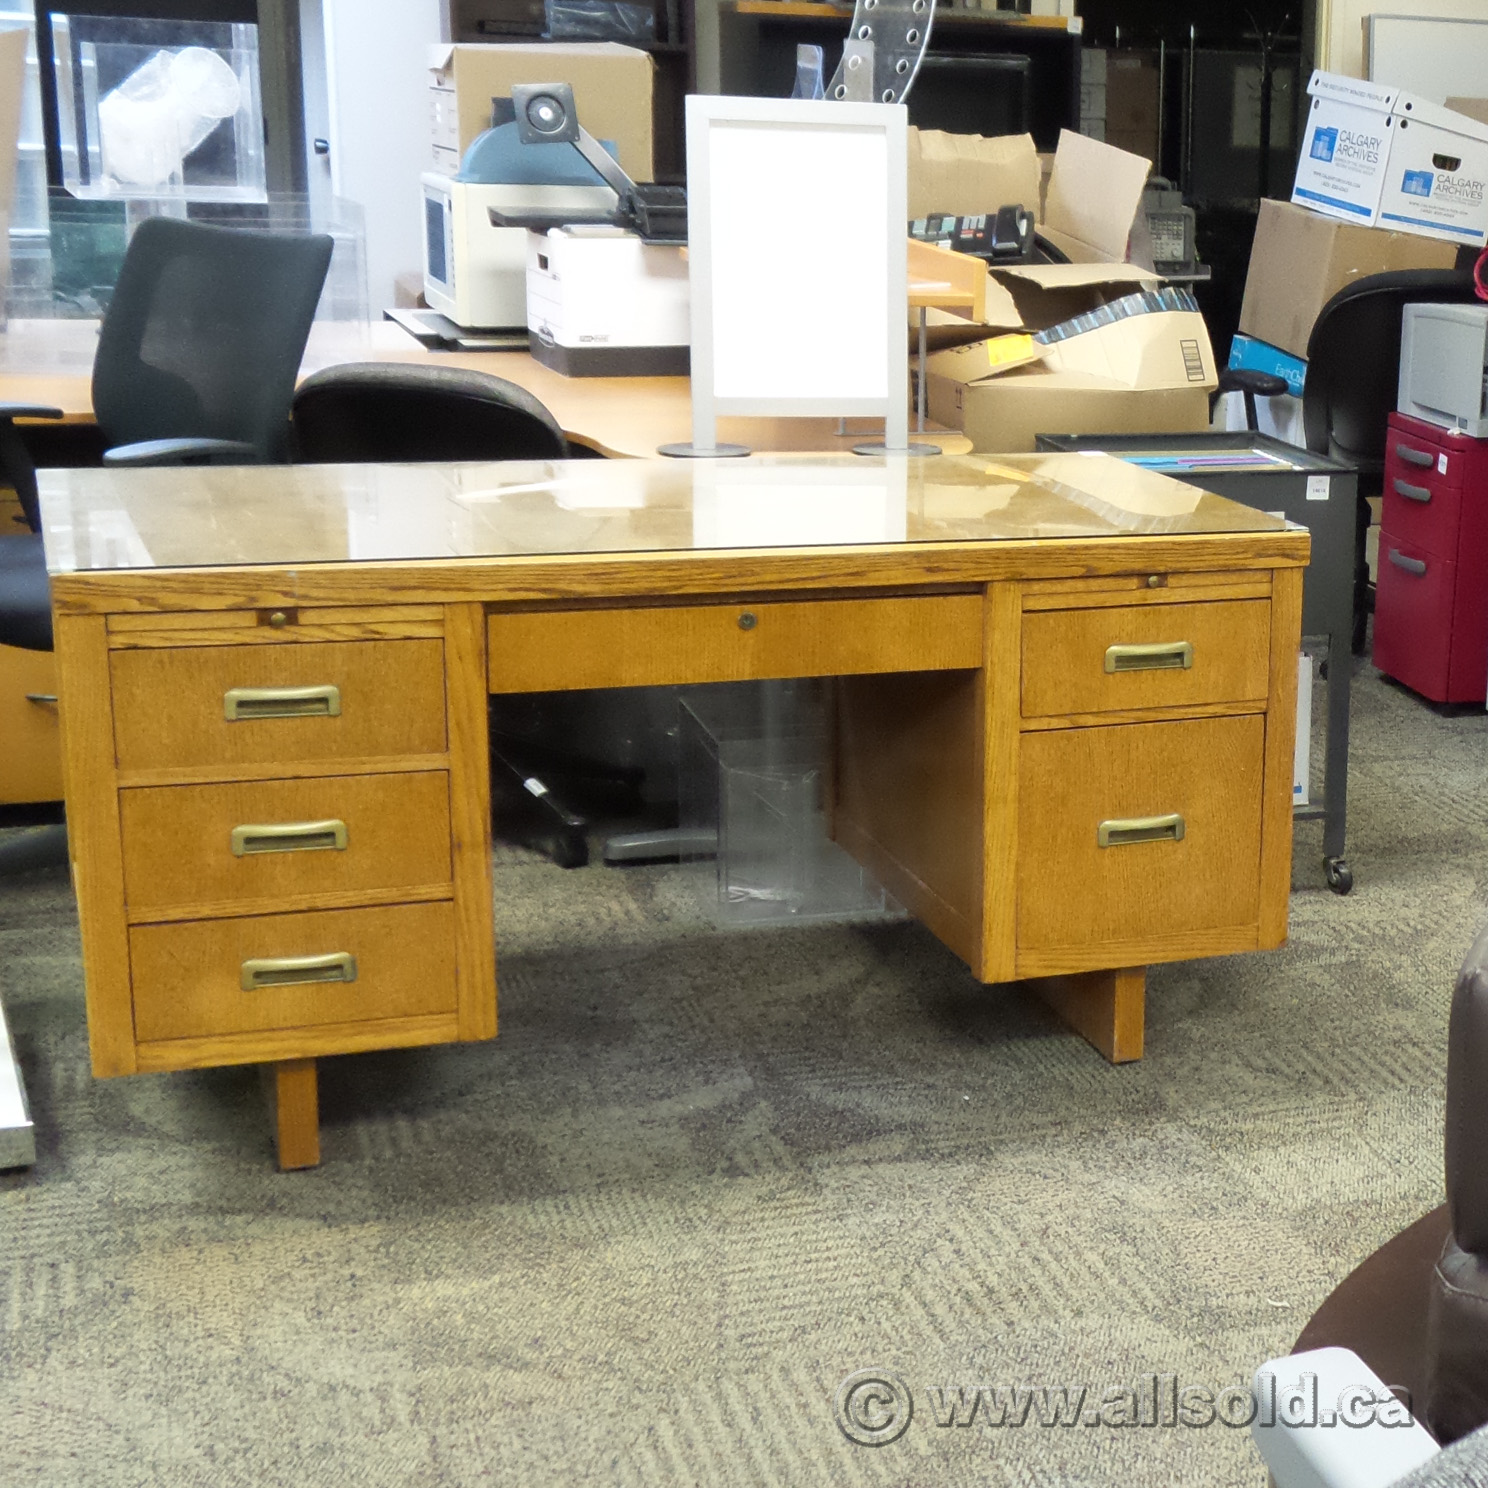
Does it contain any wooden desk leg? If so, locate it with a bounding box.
[1025,966,1145,1064]
[265,1059,320,1170]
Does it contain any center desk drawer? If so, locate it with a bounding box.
[488,595,984,692]
[130,901,457,1043]
[120,771,453,917]
[111,639,448,773]
[1021,600,1271,718]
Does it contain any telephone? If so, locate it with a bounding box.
[908,205,1035,263]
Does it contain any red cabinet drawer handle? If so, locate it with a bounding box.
[1388,549,1428,576]
[1393,478,1432,503]
[1395,444,1435,468]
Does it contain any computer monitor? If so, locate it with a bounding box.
[906,54,1033,138]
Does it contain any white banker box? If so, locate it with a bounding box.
[1294,71,1488,247]
[525,225,689,377]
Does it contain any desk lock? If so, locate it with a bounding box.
[1098,814,1186,848]
[737,611,758,631]
[223,684,341,721]
[240,953,357,992]
[230,819,348,857]
[1104,641,1193,674]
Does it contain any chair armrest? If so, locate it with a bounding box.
[102,437,260,467]
[1251,1348,1439,1488]
[0,403,64,422]
[1218,368,1291,400]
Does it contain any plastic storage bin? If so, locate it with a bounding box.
[678,681,899,927]
[51,14,265,203]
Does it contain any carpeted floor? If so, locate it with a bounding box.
[2,656,1482,1487]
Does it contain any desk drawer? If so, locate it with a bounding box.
[1021,601,1270,719]
[111,639,448,772]
[487,595,984,692]
[130,901,456,1042]
[1383,445,1463,562]
[120,771,453,918]
[1388,425,1465,491]
[1372,534,1458,702]
[1017,716,1263,956]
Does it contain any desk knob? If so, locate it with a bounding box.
[268,611,290,629]
[738,612,757,631]
[1146,575,1165,589]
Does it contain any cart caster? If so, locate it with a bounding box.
[1325,858,1353,895]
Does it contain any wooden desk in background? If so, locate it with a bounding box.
[0,318,974,461]
[40,452,1307,1168]
[0,315,972,809]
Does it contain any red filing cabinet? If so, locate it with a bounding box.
[1374,411,1488,704]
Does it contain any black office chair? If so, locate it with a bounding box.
[1302,268,1482,652]
[0,216,333,650]
[291,362,569,463]
[292,362,646,869]
[0,217,333,790]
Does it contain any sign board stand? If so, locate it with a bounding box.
[661,95,932,459]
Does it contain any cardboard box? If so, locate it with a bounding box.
[1294,71,1488,247]
[1378,95,1488,246]
[526,226,689,377]
[428,42,653,181]
[1103,50,1161,164]
[1228,331,1307,397]
[0,27,24,308]
[908,127,1150,265]
[927,368,1209,452]
[1041,129,1152,263]
[1448,99,1488,130]
[923,262,1217,452]
[906,128,1042,221]
[1240,198,1457,361]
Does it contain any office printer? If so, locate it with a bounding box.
[420,103,619,334]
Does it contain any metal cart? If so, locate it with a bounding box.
[1035,432,1358,894]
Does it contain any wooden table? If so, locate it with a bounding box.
[0,318,972,460]
[41,452,1307,1168]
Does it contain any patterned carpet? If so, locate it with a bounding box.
[1,656,1481,1487]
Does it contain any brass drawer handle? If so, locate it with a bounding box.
[230,819,348,857]
[1098,814,1186,848]
[240,953,357,991]
[1393,478,1432,503]
[1104,641,1193,674]
[1395,443,1435,468]
[223,684,341,721]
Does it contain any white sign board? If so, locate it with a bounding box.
[683,96,909,454]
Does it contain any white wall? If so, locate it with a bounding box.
[301,0,442,312]
[1319,0,1488,79]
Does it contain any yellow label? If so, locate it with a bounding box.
[985,334,1036,369]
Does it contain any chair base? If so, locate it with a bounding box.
[1293,1204,1450,1424]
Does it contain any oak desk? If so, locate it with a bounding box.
[0,319,972,460]
[40,452,1307,1168]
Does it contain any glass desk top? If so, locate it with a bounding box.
[38,452,1290,576]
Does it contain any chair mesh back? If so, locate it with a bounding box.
[291,363,569,463]
[92,217,333,461]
